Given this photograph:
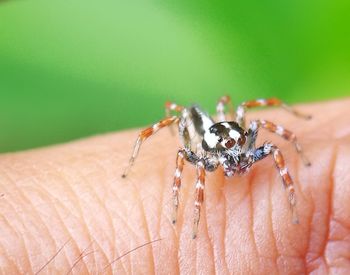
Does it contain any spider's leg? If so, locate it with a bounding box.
[172,149,185,224]
[165,101,184,135]
[254,143,299,224]
[193,159,206,239]
[122,116,179,178]
[165,101,184,117]
[216,95,235,122]
[236,98,311,127]
[252,120,311,166]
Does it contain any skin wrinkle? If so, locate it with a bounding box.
[205,171,229,274]
[67,250,97,274]
[205,215,217,273]
[291,148,311,258]
[222,179,234,273]
[323,145,338,270]
[132,180,156,275]
[202,198,216,274]
[48,164,100,273]
[34,239,71,275]
[65,240,95,275]
[176,161,200,273]
[0,241,21,274]
[303,190,316,272]
[114,176,154,273]
[248,168,260,264]
[102,239,162,273]
[218,171,229,274]
[106,179,140,274]
[302,144,338,273]
[178,178,198,274]
[81,159,118,272]
[102,188,138,275]
[0,167,47,273]
[105,212,135,274]
[291,158,311,273]
[69,158,116,272]
[156,158,180,274]
[332,217,350,235]
[59,148,134,273]
[27,166,92,271]
[38,162,97,273]
[267,166,280,273]
[148,160,178,272]
[0,213,24,272]
[112,176,161,273]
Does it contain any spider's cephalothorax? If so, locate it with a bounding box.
[122,96,311,238]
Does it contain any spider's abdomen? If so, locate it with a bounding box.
[179,106,215,152]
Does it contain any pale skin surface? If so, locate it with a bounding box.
[0,99,349,274]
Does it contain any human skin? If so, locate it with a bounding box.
[0,99,349,274]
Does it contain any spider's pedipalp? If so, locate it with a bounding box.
[253,119,311,166]
[122,116,179,178]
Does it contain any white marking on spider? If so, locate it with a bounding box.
[204,132,219,148]
[229,129,241,140]
[280,167,288,176]
[174,169,181,178]
[195,181,204,189]
[276,126,284,136]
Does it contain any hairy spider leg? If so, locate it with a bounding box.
[216,95,235,122]
[172,149,185,224]
[252,120,311,166]
[236,97,312,127]
[193,160,206,239]
[165,101,184,135]
[122,116,179,178]
[253,143,299,224]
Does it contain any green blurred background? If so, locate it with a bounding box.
[0,1,349,153]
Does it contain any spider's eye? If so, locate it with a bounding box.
[225,139,235,149]
[238,135,246,146]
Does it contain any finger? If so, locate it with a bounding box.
[0,99,349,274]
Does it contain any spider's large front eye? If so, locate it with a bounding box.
[238,135,246,146]
[225,139,235,149]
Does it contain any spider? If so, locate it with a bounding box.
[122,96,311,238]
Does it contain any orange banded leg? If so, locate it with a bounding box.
[122,116,179,178]
[165,101,184,134]
[193,160,206,239]
[165,101,184,117]
[254,119,311,166]
[216,95,235,122]
[172,149,185,224]
[236,97,311,127]
[271,146,299,224]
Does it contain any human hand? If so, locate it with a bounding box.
[0,98,349,274]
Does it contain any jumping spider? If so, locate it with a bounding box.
[122,96,311,238]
